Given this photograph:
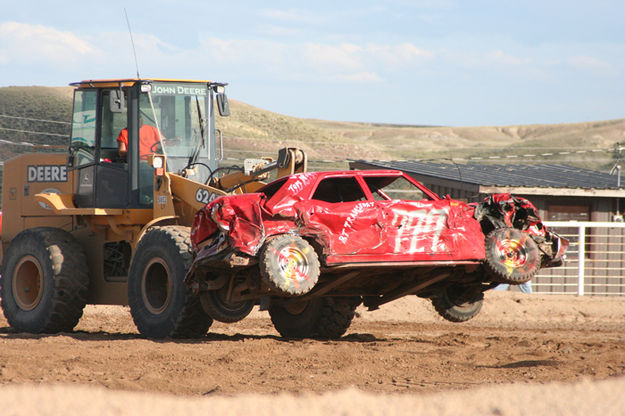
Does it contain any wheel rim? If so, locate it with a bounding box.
[450,297,480,312]
[212,286,250,313]
[495,238,527,268]
[284,301,309,315]
[445,287,479,312]
[12,255,44,311]
[141,258,172,315]
[277,245,311,287]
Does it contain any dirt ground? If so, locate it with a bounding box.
[0,291,624,415]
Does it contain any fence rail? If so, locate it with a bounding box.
[536,221,625,296]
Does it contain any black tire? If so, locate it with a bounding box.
[1,228,89,333]
[128,226,212,338]
[484,228,540,284]
[200,285,254,323]
[259,234,320,295]
[431,286,484,323]
[269,297,359,339]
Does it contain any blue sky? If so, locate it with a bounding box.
[1,1,623,126]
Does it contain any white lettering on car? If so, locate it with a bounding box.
[27,165,68,183]
[287,173,316,194]
[338,202,375,244]
[390,208,448,253]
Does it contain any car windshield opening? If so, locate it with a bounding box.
[364,176,428,201]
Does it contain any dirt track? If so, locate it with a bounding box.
[0,291,623,398]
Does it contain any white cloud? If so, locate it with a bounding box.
[486,50,529,66]
[567,55,615,75]
[334,72,383,83]
[257,24,301,37]
[0,22,97,65]
[260,8,327,25]
[0,19,432,86]
[302,43,364,72]
[192,37,429,84]
[365,43,432,66]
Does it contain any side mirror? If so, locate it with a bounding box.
[110,89,125,113]
[216,92,230,117]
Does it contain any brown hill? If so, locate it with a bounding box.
[0,86,623,172]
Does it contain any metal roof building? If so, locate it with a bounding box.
[349,160,625,222]
[351,160,625,295]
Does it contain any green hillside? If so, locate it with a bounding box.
[0,85,623,173]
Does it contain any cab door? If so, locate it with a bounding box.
[70,88,98,207]
[70,88,130,208]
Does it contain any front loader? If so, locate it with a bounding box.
[0,78,306,338]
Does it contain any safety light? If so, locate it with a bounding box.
[152,156,165,176]
[152,156,164,169]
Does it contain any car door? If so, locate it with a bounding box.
[378,199,452,259]
[302,176,385,260]
[360,174,455,260]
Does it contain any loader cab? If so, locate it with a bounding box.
[68,79,229,208]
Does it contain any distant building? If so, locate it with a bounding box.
[350,160,625,222]
[350,160,625,295]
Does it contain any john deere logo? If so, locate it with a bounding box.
[27,165,68,183]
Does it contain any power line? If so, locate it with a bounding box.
[0,127,68,138]
[0,114,70,125]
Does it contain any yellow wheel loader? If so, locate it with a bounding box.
[0,78,306,338]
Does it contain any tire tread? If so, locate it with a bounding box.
[1,227,89,333]
[128,226,212,338]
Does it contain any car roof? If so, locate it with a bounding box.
[291,169,405,180]
[260,169,441,213]
[260,170,407,191]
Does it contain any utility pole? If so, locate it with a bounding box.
[610,142,624,222]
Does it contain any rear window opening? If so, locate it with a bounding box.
[311,177,367,203]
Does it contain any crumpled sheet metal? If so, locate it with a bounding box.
[193,193,486,265]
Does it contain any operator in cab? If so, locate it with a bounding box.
[116,116,163,160]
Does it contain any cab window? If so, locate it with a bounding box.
[70,89,97,166]
[100,89,128,150]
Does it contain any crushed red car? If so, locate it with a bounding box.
[186,170,568,339]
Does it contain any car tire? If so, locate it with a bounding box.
[484,228,540,284]
[269,297,359,339]
[259,234,320,295]
[431,286,483,323]
[200,285,255,323]
[128,226,212,338]
[1,228,89,333]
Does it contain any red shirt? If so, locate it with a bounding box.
[116,125,162,159]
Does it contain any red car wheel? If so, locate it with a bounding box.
[269,297,359,339]
[484,228,540,284]
[431,286,483,322]
[260,235,320,295]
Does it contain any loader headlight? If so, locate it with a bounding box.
[152,156,164,169]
